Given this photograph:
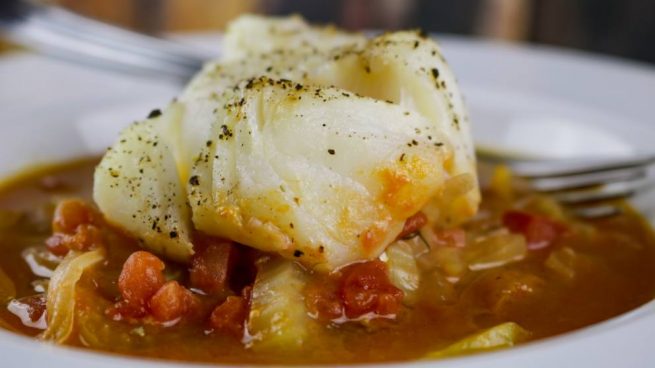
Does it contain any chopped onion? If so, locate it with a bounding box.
[41,248,104,343]
[423,246,467,278]
[464,231,527,271]
[248,258,315,350]
[31,279,49,293]
[22,246,62,278]
[7,298,46,330]
[385,240,420,305]
[425,322,530,358]
[545,246,578,280]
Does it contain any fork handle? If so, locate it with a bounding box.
[1,2,211,82]
[0,0,28,21]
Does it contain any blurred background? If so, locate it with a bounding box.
[5,0,651,64]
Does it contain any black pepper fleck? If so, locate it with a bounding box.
[147,109,162,119]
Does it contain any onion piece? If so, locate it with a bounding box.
[248,258,316,350]
[41,248,105,343]
[7,297,47,329]
[21,246,61,278]
[384,240,420,305]
[464,231,527,271]
[425,322,530,358]
[545,247,576,280]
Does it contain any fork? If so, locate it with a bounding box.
[477,149,655,219]
[0,0,209,83]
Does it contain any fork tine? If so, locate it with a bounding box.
[572,205,622,219]
[476,149,655,219]
[508,154,655,179]
[32,6,210,67]
[552,178,655,205]
[529,167,647,192]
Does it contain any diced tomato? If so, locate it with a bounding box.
[52,199,98,233]
[70,224,104,250]
[149,281,199,322]
[45,233,70,256]
[189,239,239,295]
[338,260,404,318]
[46,224,104,255]
[305,278,343,321]
[118,251,166,309]
[47,200,104,255]
[398,212,428,239]
[503,210,566,250]
[209,290,250,338]
[304,261,404,322]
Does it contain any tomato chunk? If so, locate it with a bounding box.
[45,234,71,256]
[189,239,239,295]
[339,260,404,318]
[305,261,404,321]
[503,210,565,250]
[46,224,104,255]
[209,293,249,338]
[52,199,98,233]
[47,200,103,255]
[149,281,199,322]
[398,212,428,239]
[305,278,343,321]
[118,251,166,313]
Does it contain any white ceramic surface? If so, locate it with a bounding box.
[1,34,655,367]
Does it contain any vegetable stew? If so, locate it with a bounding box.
[0,159,654,364]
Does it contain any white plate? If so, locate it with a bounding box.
[1,34,655,368]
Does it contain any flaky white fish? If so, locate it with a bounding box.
[94,15,479,270]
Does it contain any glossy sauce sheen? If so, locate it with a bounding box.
[1,159,655,364]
